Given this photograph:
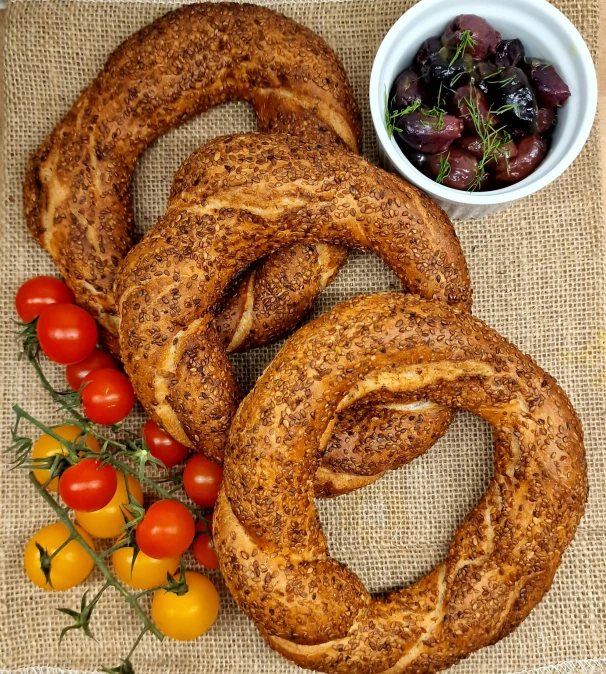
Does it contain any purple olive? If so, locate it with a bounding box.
[391,69,424,110]
[452,85,496,132]
[458,135,518,171]
[493,39,526,68]
[458,135,484,158]
[396,110,463,154]
[537,108,556,133]
[428,148,479,190]
[421,48,473,92]
[484,66,538,134]
[441,15,501,60]
[406,151,433,177]
[525,58,571,108]
[476,171,500,192]
[490,140,519,173]
[415,36,443,66]
[494,135,546,183]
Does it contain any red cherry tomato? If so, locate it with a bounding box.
[15,276,75,323]
[183,455,223,509]
[66,348,120,392]
[81,369,135,425]
[192,515,218,570]
[143,420,189,468]
[59,458,118,512]
[36,304,98,365]
[136,500,195,560]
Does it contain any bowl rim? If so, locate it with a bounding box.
[369,0,598,205]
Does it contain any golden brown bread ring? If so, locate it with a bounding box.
[115,133,472,489]
[23,2,361,353]
[215,245,453,496]
[214,293,587,673]
[216,243,348,353]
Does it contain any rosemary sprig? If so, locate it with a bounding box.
[384,87,422,138]
[424,106,446,131]
[423,82,447,131]
[462,91,516,191]
[449,70,466,88]
[435,154,451,184]
[481,68,505,81]
[492,104,517,116]
[450,29,475,65]
[491,76,515,88]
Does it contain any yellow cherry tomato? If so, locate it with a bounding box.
[151,570,219,640]
[112,544,181,590]
[32,425,100,491]
[24,522,95,591]
[75,472,143,538]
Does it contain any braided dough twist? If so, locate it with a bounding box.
[214,293,587,673]
[23,2,359,355]
[115,133,471,493]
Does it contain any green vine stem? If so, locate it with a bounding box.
[29,471,164,642]
[11,321,216,670]
[14,405,207,521]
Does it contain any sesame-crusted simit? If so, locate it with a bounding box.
[115,133,472,494]
[214,293,587,673]
[23,2,361,356]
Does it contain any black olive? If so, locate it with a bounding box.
[474,61,501,96]
[415,36,443,67]
[493,39,526,68]
[442,15,501,60]
[524,58,571,108]
[405,151,433,177]
[421,48,473,92]
[483,66,538,134]
[396,110,464,154]
[390,69,424,110]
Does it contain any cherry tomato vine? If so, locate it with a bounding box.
[7,306,218,673]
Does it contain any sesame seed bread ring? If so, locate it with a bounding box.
[214,293,587,674]
[115,133,472,494]
[23,2,360,356]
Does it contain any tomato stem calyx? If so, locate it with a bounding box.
[28,472,164,643]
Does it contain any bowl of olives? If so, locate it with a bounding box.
[369,0,597,219]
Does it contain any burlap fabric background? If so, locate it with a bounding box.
[0,0,605,673]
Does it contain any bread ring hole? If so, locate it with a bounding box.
[316,411,494,595]
[132,101,256,236]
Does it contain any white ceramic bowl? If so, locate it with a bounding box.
[369,0,598,220]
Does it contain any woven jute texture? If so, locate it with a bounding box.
[0,1,604,673]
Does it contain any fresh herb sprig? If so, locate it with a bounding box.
[491,76,516,88]
[463,92,515,191]
[435,153,451,184]
[423,83,447,131]
[450,29,475,65]
[384,88,422,138]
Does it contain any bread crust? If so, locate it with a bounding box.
[214,293,587,673]
[23,2,361,353]
[115,133,472,494]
